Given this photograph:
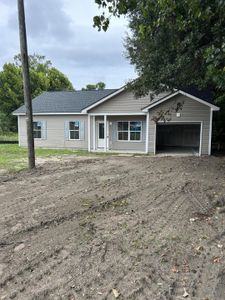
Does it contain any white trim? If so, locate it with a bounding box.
[208,108,213,155]
[200,122,203,156]
[145,113,149,153]
[17,116,21,146]
[180,91,219,111]
[154,123,156,155]
[33,121,43,139]
[13,112,87,116]
[89,112,147,116]
[90,149,146,154]
[155,121,203,156]
[143,92,179,112]
[93,116,96,151]
[81,87,125,113]
[116,121,143,142]
[96,121,105,149]
[142,90,220,112]
[14,112,147,116]
[104,115,107,152]
[107,120,109,150]
[88,114,91,152]
[68,121,81,141]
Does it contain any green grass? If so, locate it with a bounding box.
[0,144,91,174]
[0,133,18,142]
[0,144,121,174]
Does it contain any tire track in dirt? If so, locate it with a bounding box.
[89,193,191,299]
[0,162,176,245]
[1,156,224,299]
[0,192,133,245]
[112,185,195,299]
[0,246,66,298]
[0,162,116,212]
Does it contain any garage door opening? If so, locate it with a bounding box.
[156,123,201,156]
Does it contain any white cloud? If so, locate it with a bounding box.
[0,0,136,89]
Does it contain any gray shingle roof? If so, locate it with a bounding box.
[13,89,117,114]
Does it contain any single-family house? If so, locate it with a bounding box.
[13,86,220,155]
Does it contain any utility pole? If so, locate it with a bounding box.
[17,0,35,169]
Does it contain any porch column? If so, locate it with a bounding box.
[145,112,149,153]
[104,114,107,152]
[92,115,96,151]
[88,114,91,152]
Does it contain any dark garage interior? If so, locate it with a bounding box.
[156,123,201,155]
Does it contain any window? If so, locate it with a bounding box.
[130,121,142,141]
[69,121,80,140]
[117,121,142,141]
[33,121,42,139]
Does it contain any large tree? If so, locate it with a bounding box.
[94,0,225,143]
[0,54,74,132]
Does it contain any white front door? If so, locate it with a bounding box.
[97,122,105,148]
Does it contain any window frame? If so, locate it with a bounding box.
[117,121,142,142]
[33,121,42,139]
[69,121,81,141]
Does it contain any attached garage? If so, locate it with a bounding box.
[156,123,201,155]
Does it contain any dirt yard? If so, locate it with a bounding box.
[0,155,225,300]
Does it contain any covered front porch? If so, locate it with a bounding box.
[88,113,149,153]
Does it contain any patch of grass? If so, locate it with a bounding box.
[0,133,18,142]
[0,144,123,174]
[0,144,90,174]
[102,198,129,210]
[112,198,129,209]
[131,238,149,250]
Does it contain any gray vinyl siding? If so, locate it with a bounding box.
[148,95,211,155]
[17,93,212,155]
[108,116,146,152]
[89,115,146,152]
[19,115,88,149]
[89,90,165,113]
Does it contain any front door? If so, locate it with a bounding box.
[97,122,105,148]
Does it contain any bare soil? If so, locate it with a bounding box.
[0,155,225,300]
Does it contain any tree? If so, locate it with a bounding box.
[83,84,97,91]
[96,81,106,90]
[82,81,106,90]
[94,0,225,144]
[14,54,74,92]
[0,54,74,132]
[48,68,74,91]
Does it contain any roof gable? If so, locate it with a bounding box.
[82,86,126,113]
[142,90,220,112]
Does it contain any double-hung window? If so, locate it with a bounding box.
[33,121,42,139]
[117,121,142,141]
[69,121,80,140]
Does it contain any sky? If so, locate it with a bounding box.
[0,0,136,90]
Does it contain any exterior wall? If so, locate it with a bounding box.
[17,94,211,155]
[90,115,146,152]
[89,90,151,113]
[148,95,211,155]
[19,115,88,149]
[108,116,146,152]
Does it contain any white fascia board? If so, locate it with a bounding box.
[89,112,147,116]
[142,91,180,112]
[179,91,220,111]
[142,90,220,112]
[81,86,126,113]
[208,108,213,155]
[13,112,87,116]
